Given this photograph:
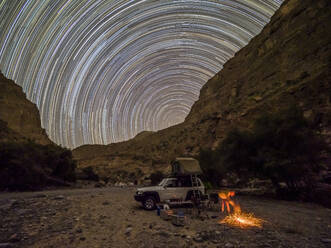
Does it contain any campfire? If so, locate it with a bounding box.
[218,191,264,228]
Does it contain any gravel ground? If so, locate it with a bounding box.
[0,187,331,248]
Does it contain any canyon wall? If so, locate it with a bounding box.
[0,72,52,145]
[74,0,331,182]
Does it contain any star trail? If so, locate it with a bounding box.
[0,0,282,148]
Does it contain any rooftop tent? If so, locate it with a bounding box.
[171,157,202,175]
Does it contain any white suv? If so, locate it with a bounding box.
[134,176,205,210]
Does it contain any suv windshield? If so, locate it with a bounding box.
[158,178,178,187]
[158,179,167,186]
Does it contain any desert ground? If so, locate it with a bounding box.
[0,187,331,248]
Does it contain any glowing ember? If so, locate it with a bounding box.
[220,212,264,228]
[218,191,264,228]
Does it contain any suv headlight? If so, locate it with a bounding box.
[136,191,143,195]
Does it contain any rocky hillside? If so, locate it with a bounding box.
[0,72,52,145]
[73,0,331,182]
[0,72,76,190]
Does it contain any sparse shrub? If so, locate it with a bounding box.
[0,141,76,190]
[81,166,99,181]
[0,120,9,135]
[198,148,225,187]
[203,181,213,190]
[219,105,327,198]
[198,105,328,198]
[40,143,76,182]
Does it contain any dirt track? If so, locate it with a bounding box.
[1,187,331,248]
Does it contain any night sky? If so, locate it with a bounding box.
[0,0,282,148]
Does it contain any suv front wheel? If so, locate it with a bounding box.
[143,196,156,210]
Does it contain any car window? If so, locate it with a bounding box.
[165,179,177,187]
[158,179,167,186]
[180,177,192,187]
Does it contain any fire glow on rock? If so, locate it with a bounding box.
[218,191,264,228]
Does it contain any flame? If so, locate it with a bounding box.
[218,191,240,213]
[218,191,264,228]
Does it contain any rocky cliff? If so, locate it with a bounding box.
[73,0,331,182]
[0,72,77,190]
[0,72,52,145]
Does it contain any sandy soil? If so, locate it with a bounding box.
[0,187,331,248]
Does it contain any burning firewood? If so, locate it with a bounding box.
[218,191,264,228]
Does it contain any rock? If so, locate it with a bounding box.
[321,239,331,243]
[157,231,171,238]
[53,195,65,200]
[0,243,14,248]
[94,183,103,188]
[0,203,14,211]
[115,182,127,187]
[125,227,132,236]
[102,201,110,205]
[95,181,106,188]
[17,209,29,216]
[225,243,234,248]
[34,193,47,198]
[193,236,203,243]
[260,243,273,248]
[253,96,263,102]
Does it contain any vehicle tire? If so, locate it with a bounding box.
[143,196,156,210]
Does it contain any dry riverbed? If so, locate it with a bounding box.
[0,187,331,248]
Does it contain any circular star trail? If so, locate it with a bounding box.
[0,0,282,148]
